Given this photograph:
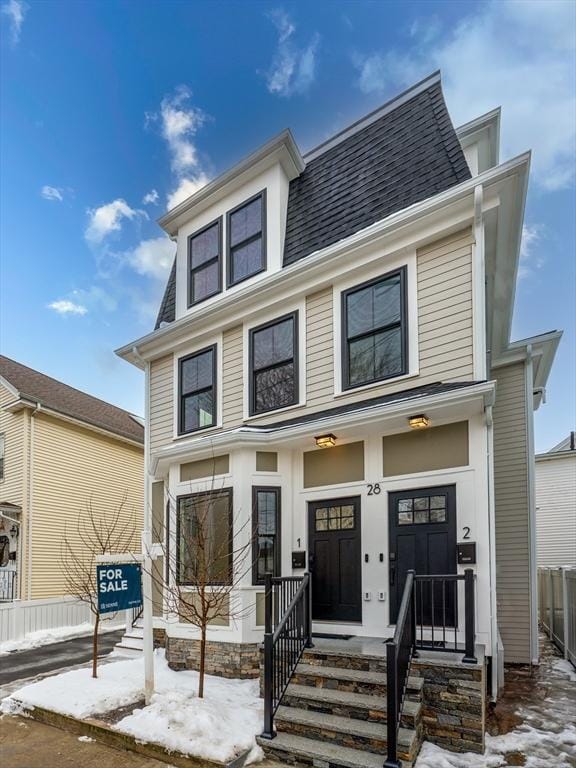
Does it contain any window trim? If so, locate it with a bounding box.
[177,344,217,435]
[0,433,4,481]
[248,310,299,416]
[175,487,233,587]
[187,216,223,308]
[341,266,408,391]
[252,486,281,586]
[226,189,267,288]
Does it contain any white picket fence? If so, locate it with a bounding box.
[0,595,121,645]
[538,566,576,668]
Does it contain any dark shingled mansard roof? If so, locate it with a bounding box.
[155,77,471,329]
[0,356,144,444]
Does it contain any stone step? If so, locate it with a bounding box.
[282,683,421,728]
[274,704,418,760]
[302,646,387,673]
[293,662,423,697]
[256,731,414,768]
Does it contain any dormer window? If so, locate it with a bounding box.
[227,191,266,287]
[188,218,222,307]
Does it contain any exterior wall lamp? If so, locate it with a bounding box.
[315,433,337,448]
[408,414,430,429]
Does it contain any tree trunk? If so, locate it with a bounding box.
[92,612,100,678]
[198,625,207,698]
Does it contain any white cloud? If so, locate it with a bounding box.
[518,224,545,280]
[266,9,320,97]
[41,185,64,202]
[125,236,176,281]
[48,300,88,316]
[166,174,210,211]
[85,199,146,245]
[352,0,576,190]
[142,189,159,205]
[2,0,27,45]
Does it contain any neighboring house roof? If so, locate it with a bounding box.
[0,356,144,445]
[246,381,484,431]
[155,73,470,329]
[537,432,576,459]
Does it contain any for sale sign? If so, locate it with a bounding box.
[97,563,143,614]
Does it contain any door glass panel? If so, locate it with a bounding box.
[414,509,429,524]
[430,496,446,509]
[414,497,428,511]
[317,505,356,531]
[398,499,413,512]
[315,508,328,531]
[430,508,447,523]
[398,510,413,525]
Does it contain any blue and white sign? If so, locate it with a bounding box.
[97,563,143,614]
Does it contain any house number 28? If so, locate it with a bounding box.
[367,483,382,495]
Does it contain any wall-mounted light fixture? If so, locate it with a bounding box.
[315,433,337,448]
[408,414,430,429]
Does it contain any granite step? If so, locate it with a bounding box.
[274,704,419,760]
[301,647,387,673]
[256,731,414,768]
[292,662,424,697]
[282,683,421,727]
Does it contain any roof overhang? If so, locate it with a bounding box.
[536,449,576,462]
[118,152,531,369]
[158,130,305,237]
[151,380,495,475]
[491,330,562,409]
[456,108,501,173]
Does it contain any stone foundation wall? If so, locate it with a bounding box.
[153,628,166,649]
[412,655,486,753]
[166,636,260,679]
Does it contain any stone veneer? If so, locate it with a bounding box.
[166,636,260,679]
[411,650,486,754]
[153,628,166,649]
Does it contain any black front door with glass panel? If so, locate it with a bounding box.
[308,497,362,623]
[388,486,457,626]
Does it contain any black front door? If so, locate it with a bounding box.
[308,497,362,622]
[389,485,457,626]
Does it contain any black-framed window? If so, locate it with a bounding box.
[252,487,281,585]
[249,312,298,415]
[188,218,222,306]
[342,267,407,389]
[178,345,217,434]
[227,190,266,287]
[177,489,233,585]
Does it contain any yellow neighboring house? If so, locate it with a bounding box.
[0,355,144,602]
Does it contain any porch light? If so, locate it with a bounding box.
[408,414,430,429]
[315,433,337,448]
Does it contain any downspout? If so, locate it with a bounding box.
[485,403,499,698]
[525,345,539,664]
[27,403,41,600]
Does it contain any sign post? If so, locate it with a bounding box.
[142,529,154,704]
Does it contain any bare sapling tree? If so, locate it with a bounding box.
[149,474,255,699]
[61,497,138,678]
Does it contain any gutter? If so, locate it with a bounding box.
[524,345,539,665]
[484,403,500,698]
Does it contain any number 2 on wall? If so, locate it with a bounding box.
[462,526,471,540]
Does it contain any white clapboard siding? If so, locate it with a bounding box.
[536,453,576,567]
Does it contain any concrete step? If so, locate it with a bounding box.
[256,731,414,768]
[274,704,418,760]
[292,662,424,697]
[282,683,421,728]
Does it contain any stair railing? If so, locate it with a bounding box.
[385,569,477,768]
[261,572,313,740]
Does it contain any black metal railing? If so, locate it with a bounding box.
[385,569,476,768]
[131,605,143,627]
[261,573,313,740]
[0,570,17,601]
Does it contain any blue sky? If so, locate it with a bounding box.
[1,0,574,451]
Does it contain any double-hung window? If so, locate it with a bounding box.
[252,487,281,584]
[249,312,298,415]
[227,191,266,286]
[342,267,407,389]
[188,218,222,306]
[178,346,216,434]
[177,489,232,585]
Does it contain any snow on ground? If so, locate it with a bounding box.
[1,649,263,764]
[0,621,121,656]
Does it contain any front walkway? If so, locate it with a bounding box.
[416,632,576,767]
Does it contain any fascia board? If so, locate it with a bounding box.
[158,131,304,237]
[118,153,531,369]
[151,381,495,474]
[0,374,20,400]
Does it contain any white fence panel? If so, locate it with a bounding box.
[0,596,96,644]
[538,566,576,669]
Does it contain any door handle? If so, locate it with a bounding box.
[390,566,395,586]
[308,553,316,571]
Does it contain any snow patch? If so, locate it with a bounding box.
[2,650,264,763]
[77,735,95,743]
[554,659,576,682]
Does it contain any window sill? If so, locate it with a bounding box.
[243,400,306,423]
[333,370,419,398]
[172,424,223,442]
